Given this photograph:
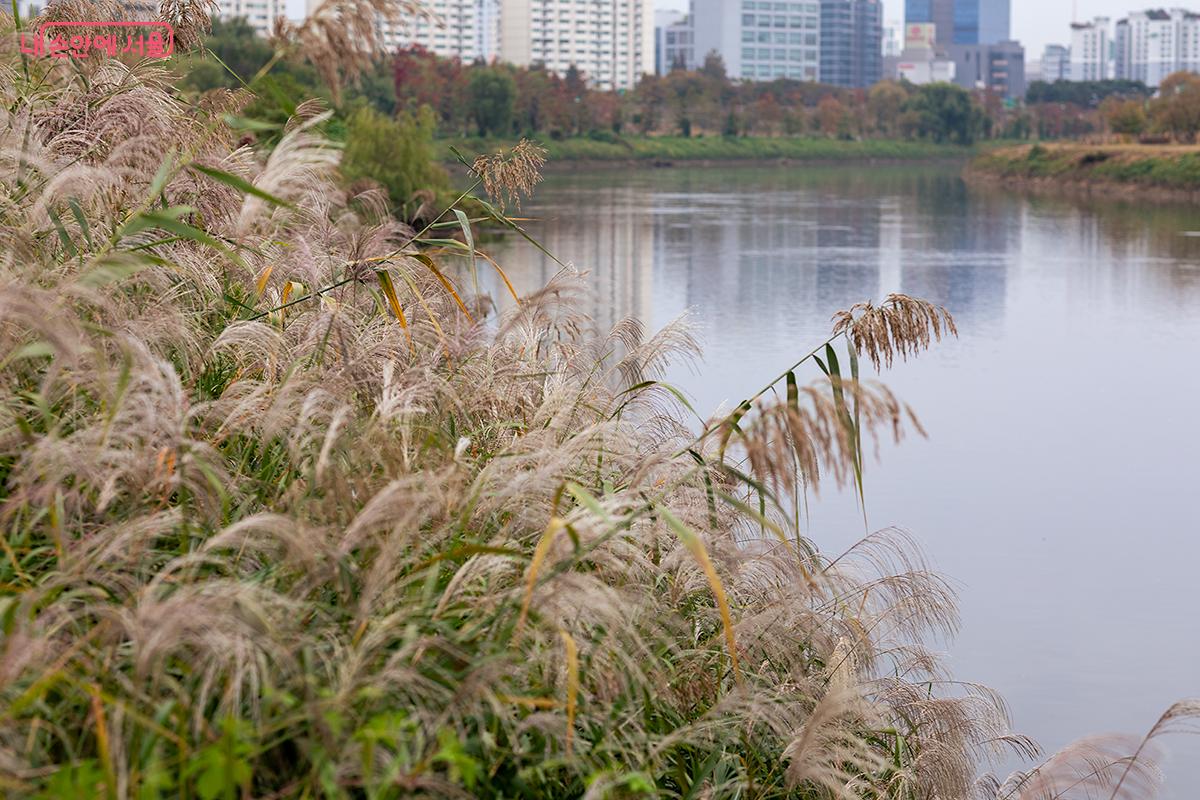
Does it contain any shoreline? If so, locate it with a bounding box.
[966,143,1200,203]
[531,154,973,171]
[441,135,979,168]
[963,167,1200,203]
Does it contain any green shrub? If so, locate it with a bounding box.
[342,105,449,216]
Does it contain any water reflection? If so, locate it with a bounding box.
[480,163,1200,797]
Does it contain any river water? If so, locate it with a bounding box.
[483,163,1200,794]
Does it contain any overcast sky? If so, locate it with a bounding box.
[285,0,1191,70]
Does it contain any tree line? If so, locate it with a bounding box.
[395,46,1001,144]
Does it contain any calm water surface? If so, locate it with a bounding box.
[485,164,1200,793]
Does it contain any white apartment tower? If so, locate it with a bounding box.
[1069,17,1109,80]
[305,0,497,62]
[1115,8,1200,87]
[691,0,821,82]
[499,0,655,90]
[1041,43,1069,81]
[1114,17,1131,77]
[216,0,286,37]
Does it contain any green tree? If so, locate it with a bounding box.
[867,80,909,136]
[700,51,727,81]
[903,83,976,144]
[468,68,517,136]
[341,106,448,218]
[1026,78,1151,108]
[1149,71,1200,142]
[1101,96,1147,139]
[181,17,274,91]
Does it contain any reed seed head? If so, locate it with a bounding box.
[471,139,548,210]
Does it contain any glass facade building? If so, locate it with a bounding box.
[904,0,1007,45]
[819,0,882,87]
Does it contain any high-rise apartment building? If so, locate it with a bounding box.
[1069,16,1109,80]
[1182,10,1200,73]
[1114,17,1131,78]
[1113,8,1200,87]
[304,0,495,62]
[820,0,882,87]
[691,0,821,81]
[656,7,695,73]
[217,0,286,37]
[499,0,654,90]
[882,18,903,55]
[1041,42,1069,80]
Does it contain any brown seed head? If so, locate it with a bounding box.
[471,139,547,210]
[831,293,957,371]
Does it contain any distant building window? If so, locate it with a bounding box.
[743,13,754,25]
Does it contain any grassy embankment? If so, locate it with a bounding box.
[968,142,1200,197]
[446,135,976,165]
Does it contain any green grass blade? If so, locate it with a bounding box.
[452,209,478,295]
[189,164,296,209]
[48,206,77,259]
[67,198,93,250]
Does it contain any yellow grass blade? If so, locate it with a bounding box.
[409,253,474,322]
[394,269,449,351]
[660,508,742,686]
[496,694,559,709]
[277,279,293,326]
[90,686,117,799]
[254,264,273,296]
[374,269,413,352]
[476,249,519,303]
[515,516,565,636]
[558,629,579,756]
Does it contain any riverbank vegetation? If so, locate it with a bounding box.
[2,2,1198,798]
[184,21,1005,149]
[1018,74,1200,143]
[968,142,1200,195]
[443,134,974,164]
[969,73,1200,196]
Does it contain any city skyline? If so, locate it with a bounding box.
[283,0,1200,79]
[646,0,1200,66]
